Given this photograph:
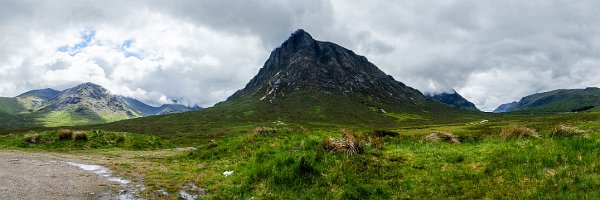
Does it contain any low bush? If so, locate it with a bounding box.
[324,129,361,155]
[425,132,460,144]
[251,126,277,136]
[551,124,586,137]
[499,125,539,140]
[57,129,73,140]
[24,133,40,144]
[371,130,399,137]
[73,131,87,141]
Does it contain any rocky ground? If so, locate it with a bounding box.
[0,151,128,200]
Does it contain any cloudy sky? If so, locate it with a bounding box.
[1,0,599,111]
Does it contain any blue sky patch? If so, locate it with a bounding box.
[57,30,96,56]
[119,39,143,59]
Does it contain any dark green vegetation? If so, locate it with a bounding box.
[426,90,479,111]
[495,87,600,113]
[89,90,483,145]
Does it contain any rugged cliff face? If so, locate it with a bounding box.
[227,29,428,112]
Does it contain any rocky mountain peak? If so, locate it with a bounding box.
[39,82,138,119]
[280,29,317,52]
[227,30,425,108]
[425,90,479,111]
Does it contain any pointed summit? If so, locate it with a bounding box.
[223,29,465,119]
[278,29,318,55]
[286,29,314,44]
[38,83,139,124]
[425,90,479,111]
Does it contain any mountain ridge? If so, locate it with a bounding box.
[425,90,479,111]
[493,87,600,113]
[0,82,201,127]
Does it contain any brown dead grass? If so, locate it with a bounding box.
[57,129,73,140]
[323,129,360,155]
[251,126,277,136]
[73,131,88,141]
[425,132,461,144]
[499,125,539,140]
[24,133,40,144]
[551,124,587,137]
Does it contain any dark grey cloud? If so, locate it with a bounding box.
[146,0,335,47]
[1,0,600,110]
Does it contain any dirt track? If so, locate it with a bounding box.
[0,151,125,200]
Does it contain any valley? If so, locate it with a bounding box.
[2,30,600,199]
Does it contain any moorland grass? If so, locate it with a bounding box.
[2,110,600,199]
[0,130,168,150]
[159,124,600,199]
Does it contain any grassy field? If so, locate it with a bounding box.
[1,111,600,199]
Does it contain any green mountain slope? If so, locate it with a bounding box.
[494,87,600,113]
[0,97,24,114]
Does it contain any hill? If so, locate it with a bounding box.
[493,87,600,113]
[0,83,201,128]
[425,90,479,111]
[120,96,202,116]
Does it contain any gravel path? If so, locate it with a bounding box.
[0,151,126,200]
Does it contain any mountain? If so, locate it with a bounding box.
[15,88,60,111]
[35,82,140,125]
[95,29,479,137]
[0,83,200,127]
[227,29,434,112]
[493,101,518,113]
[493,87,600,113]
[425,90,479,111]
[120,96,202,116]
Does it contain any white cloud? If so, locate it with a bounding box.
[1,0,600,111]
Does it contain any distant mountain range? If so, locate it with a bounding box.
[0,82,201,127]
[493,87,600,113]
[425,90,479,111]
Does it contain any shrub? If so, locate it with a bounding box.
[24,133,40,144]
[499,125,539,140]
[57,129,73,140]
[425,132,461,144]
[73,131,88,141]
[251,126,277,136]
[323,129,360,155]
[371,130,399,137]
[551,124,586,137]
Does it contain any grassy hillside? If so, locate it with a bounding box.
[0,97,24,114]
[2,109,600,198]
[504,87,600,113]
[86,90,485,143]
[174,123,600,199]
